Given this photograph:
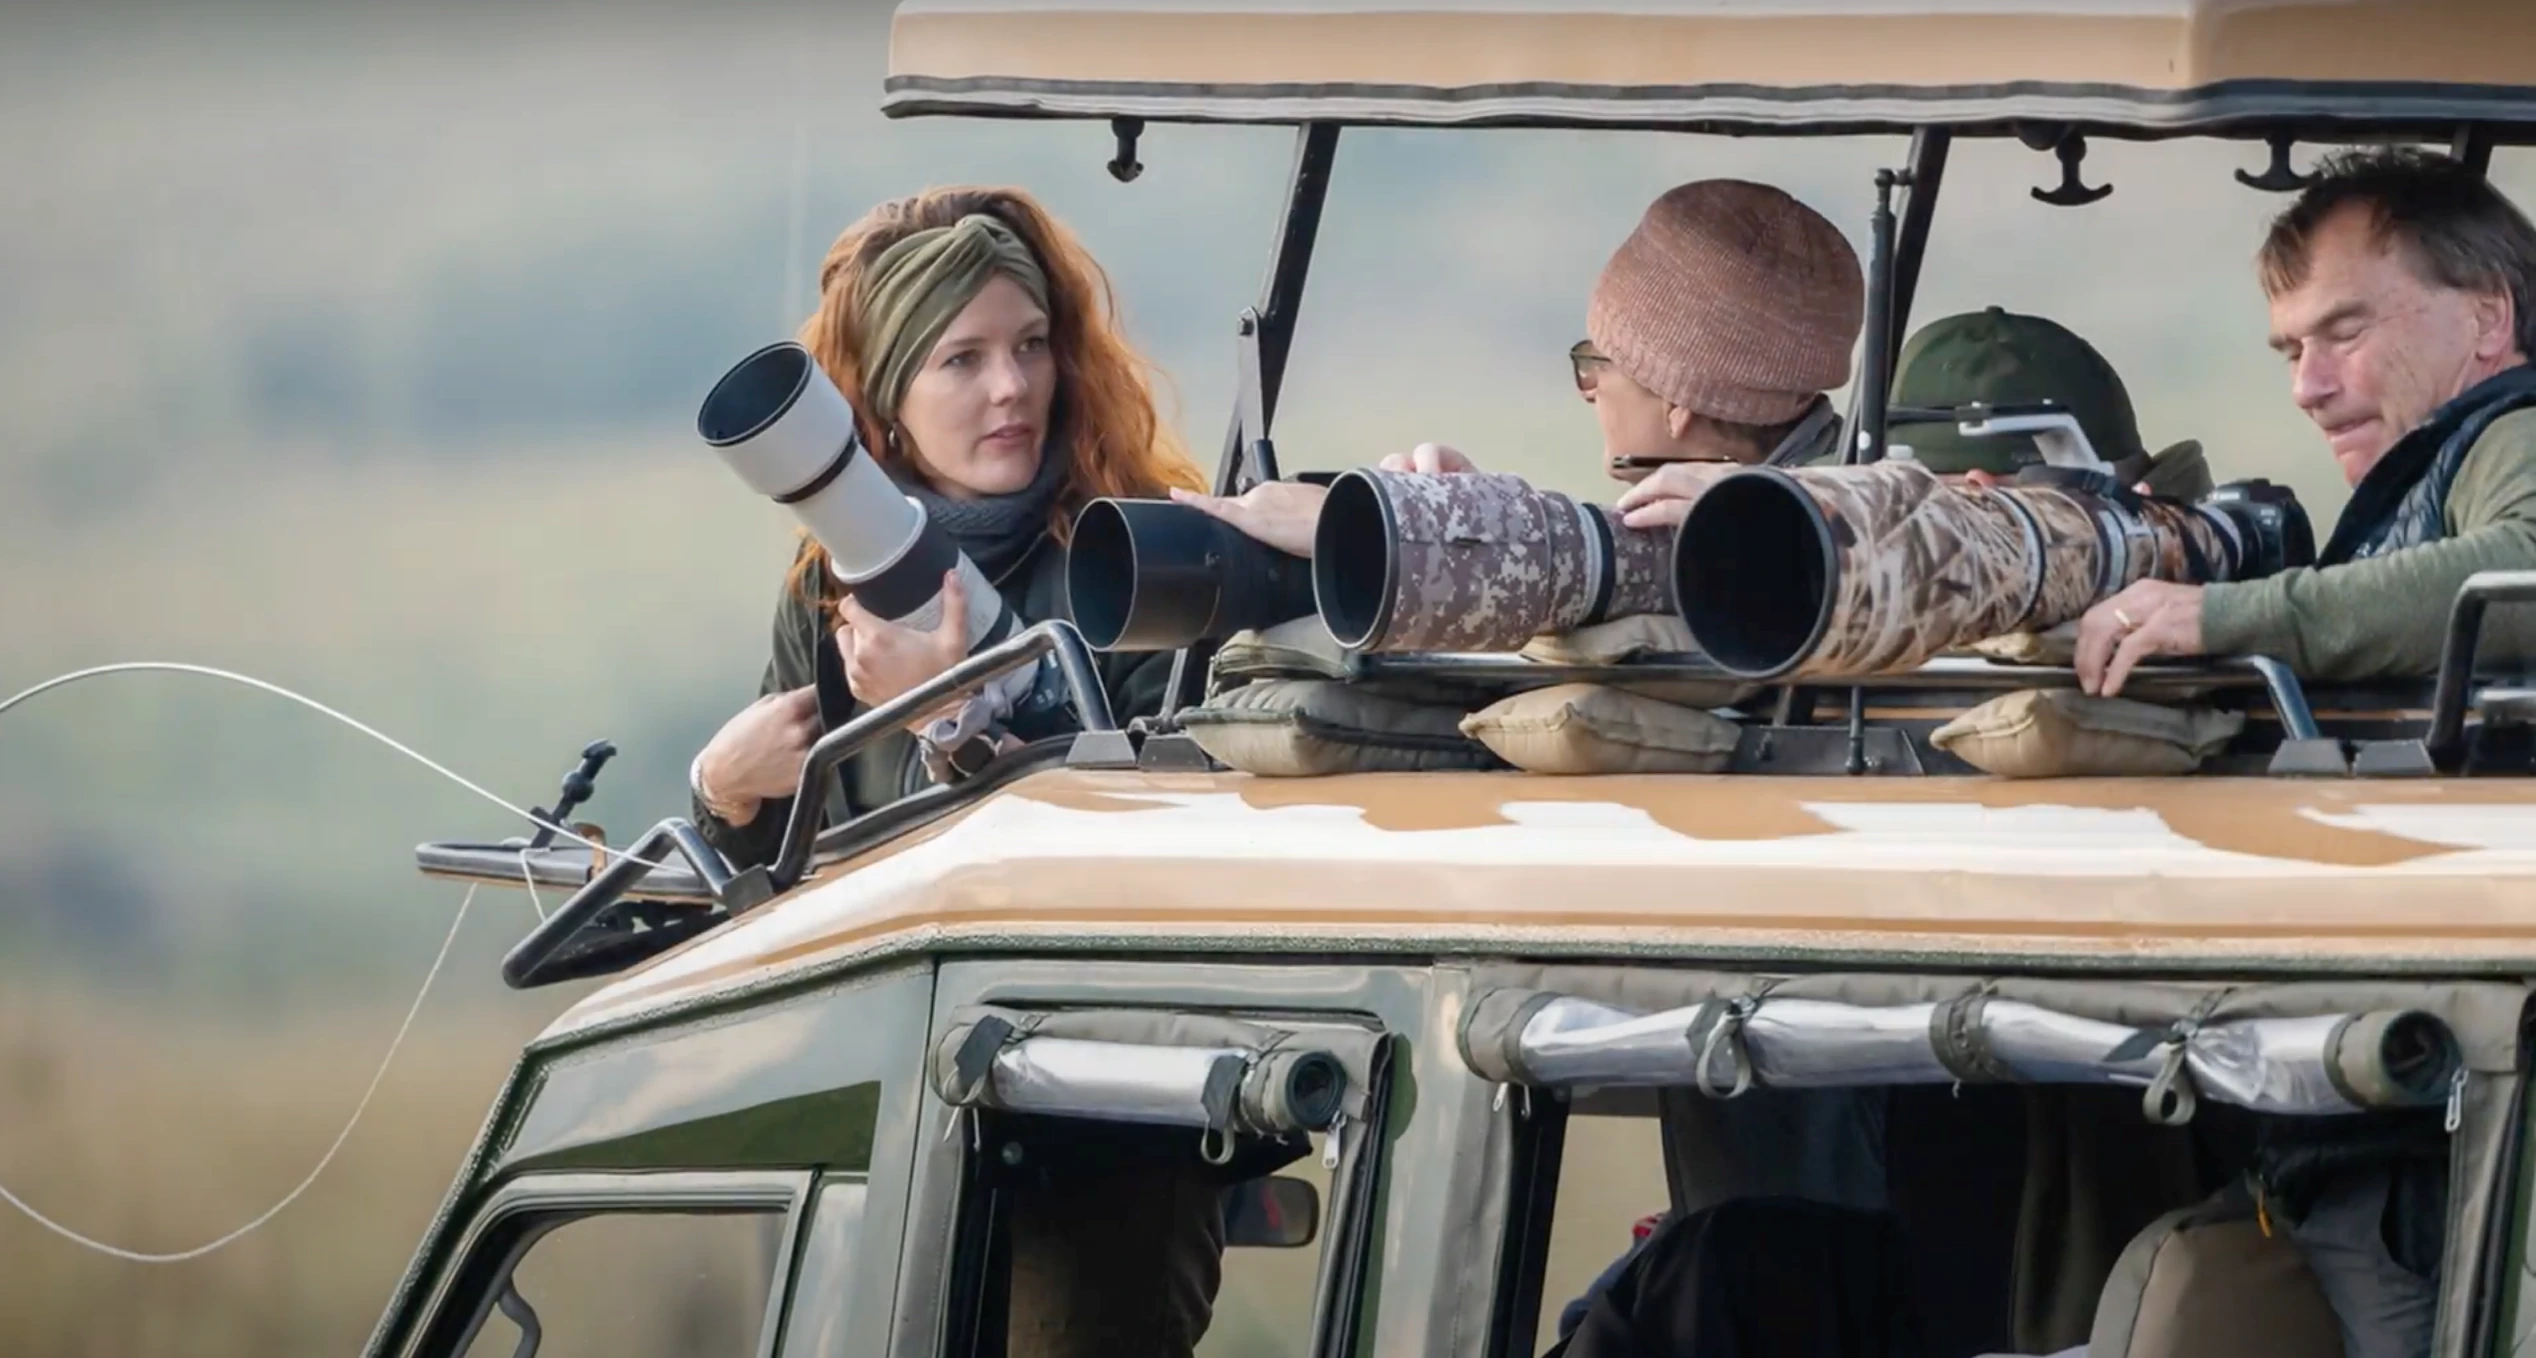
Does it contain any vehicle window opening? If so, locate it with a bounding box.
[944,1111,1344,1358]
[448,1208,787,1358]
[931,1007,1391,1358]
[1498,1085,2459,1358]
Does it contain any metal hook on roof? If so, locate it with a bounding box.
[2031,131,2112,208]
[2236,135,2318,194]
[1108,117,1146,184]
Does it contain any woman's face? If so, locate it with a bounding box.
[895,273,1057,499]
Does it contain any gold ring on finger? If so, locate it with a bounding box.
[2113,608,2138,630]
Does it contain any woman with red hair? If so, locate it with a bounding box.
[690,185,1205,862]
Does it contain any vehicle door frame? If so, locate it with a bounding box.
[391,1168,812,1358]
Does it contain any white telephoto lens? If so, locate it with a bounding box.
[698,342,923,581]
[700,341,1014,657]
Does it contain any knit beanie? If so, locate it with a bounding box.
[1587,180,1865,426]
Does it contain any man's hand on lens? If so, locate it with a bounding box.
[1612,461,1737,531]
[1169,481,1329,558]
[2075,580,2206,698]
[838,570,973,728]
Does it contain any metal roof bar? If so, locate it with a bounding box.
[1160,123,1342,718]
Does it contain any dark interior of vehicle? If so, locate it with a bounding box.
[946,1110,1329,1358]
[1506,1084,2450,1358]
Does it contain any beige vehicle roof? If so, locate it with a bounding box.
[548,768,2536,1037]
[884,0,2536,133]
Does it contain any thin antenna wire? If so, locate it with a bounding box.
[0,885,477,1262]
[519,849,550,923]
[0,663,659,870]
[0,658,688,1262]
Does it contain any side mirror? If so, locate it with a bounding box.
[1222,1174,1320,1249]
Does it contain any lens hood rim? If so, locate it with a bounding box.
[1673,465,1842,682]
[1067,497,1156,651]
[697,341,817,449]
[1312,469,1405,653]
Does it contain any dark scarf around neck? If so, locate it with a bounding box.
[897,433,1073,582]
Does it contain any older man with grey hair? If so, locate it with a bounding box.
[2078,146,2536,695]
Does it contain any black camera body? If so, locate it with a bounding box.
[2198,478,2317,580]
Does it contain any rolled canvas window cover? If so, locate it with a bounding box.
[933,1011,1352,1136]
[1483,991,2460,1119]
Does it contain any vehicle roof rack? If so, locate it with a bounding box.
[417,571,2534,990]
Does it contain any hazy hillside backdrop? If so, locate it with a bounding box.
[3,3,2531,1355]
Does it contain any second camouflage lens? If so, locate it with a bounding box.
[1312,469,1673,653]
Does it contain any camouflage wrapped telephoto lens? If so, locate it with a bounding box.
[1671,460,2313,680]
[1312,468,1674,653]
[1066,497,1318,651]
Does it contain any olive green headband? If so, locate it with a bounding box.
[853,213,1052,429]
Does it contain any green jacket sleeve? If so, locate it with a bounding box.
[2201,411,2536,680]
[693,578,823,870]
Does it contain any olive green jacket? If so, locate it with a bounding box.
[695,533,1175,870]
[2202,410,2536,681]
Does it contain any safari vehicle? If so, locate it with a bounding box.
[375,3,2536,1357]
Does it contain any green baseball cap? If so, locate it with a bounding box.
[1888,306,2149,477]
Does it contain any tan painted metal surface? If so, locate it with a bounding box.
[549,769,2536,1036]
[883,1,2536,129]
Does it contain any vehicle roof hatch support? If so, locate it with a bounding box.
[1850,130,1950,466]
[1883,128,1951,378]
[1851,168,1908,464]
[1158,122,1340,717]
[2453,124,2496,179]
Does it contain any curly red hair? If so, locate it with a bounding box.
[785,185,1203,606]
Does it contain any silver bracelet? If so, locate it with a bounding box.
[689,751,754,823]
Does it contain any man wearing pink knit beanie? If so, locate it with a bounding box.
[1179,178,1864,555]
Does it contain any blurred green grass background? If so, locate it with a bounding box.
[3,4,2531,1354]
